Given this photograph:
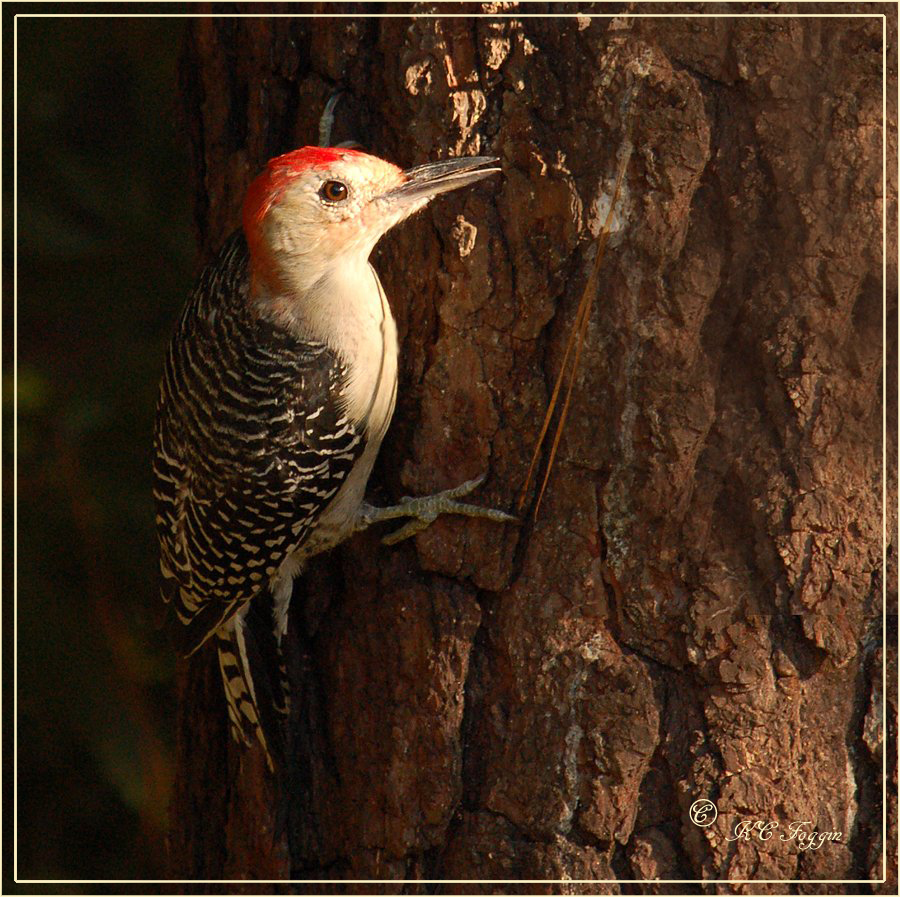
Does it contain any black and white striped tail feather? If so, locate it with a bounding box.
[215,618,272,769]
[215,592,291,771]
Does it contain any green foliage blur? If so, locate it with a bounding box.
[15,16,193,880]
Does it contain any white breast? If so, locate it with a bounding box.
[341,263,398,441]
[271,260,398,598]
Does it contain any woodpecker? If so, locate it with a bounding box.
[153,145,511,766]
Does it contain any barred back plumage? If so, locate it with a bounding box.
[153,231,366,763]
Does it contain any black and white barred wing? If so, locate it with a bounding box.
[153,232,364,656]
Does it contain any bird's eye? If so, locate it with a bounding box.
[319,180,349,203]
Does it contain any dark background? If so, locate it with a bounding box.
[12,14,193,880]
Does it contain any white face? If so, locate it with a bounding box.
[261,154,428,270]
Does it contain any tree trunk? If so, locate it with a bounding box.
[167,8,896,891]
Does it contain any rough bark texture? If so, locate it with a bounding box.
[167,6,897,892]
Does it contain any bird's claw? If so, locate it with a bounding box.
[357,474,517,546]
[318,91,345,147]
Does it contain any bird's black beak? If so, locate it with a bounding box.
[384,156,501,205]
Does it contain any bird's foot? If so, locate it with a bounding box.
[318,91,344,147]
[318,91,362,149]
[357,474,517,546]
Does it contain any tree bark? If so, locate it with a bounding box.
[167,7,897,892]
